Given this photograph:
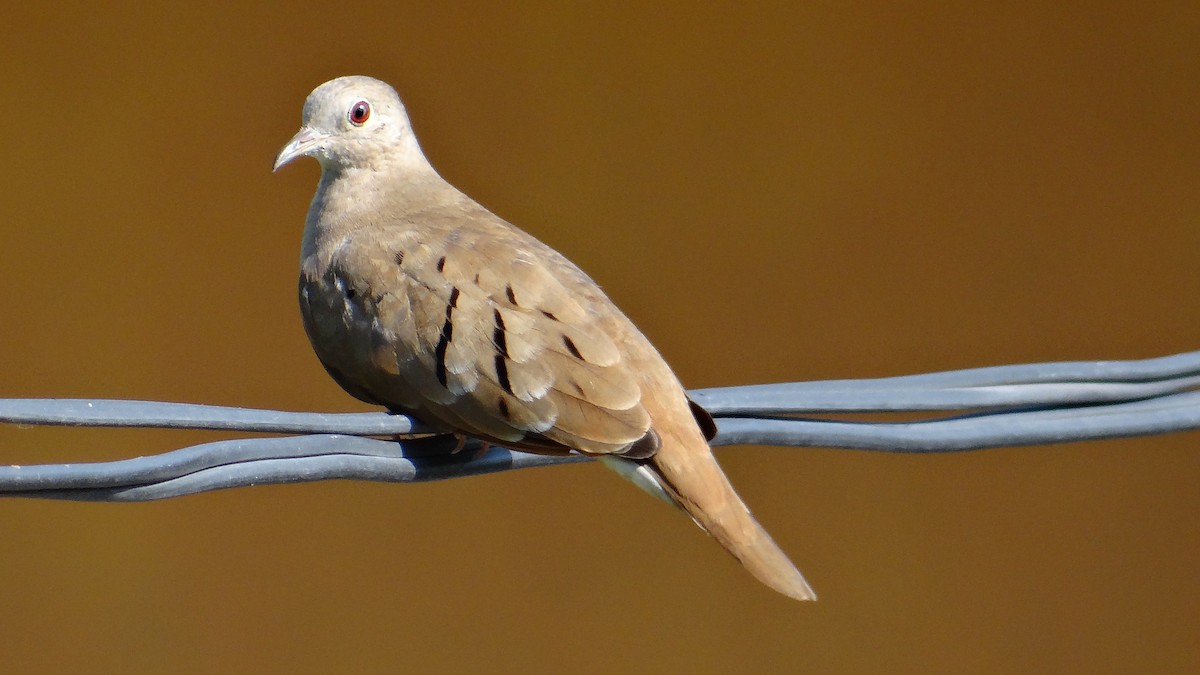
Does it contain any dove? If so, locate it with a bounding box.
[274,75,815,600]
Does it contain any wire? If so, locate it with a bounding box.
[1,350,1197,502]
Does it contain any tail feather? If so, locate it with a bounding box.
[645,413,817,601]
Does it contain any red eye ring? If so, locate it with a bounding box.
[348,100,371,126]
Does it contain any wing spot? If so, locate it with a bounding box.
[497,397,511,421]
[505,284,517,305]
[493,309,509,358]
[492,308,514,395]
[434,287,460,388]
[494,354,513,395]
[541,310,559,321]
[394,250,405,266]
[436,256,447,273]
[563,335,584,360]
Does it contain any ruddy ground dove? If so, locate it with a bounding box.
[274,76,815,601]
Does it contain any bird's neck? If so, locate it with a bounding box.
[299,159,453,269]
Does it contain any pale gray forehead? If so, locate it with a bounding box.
[301,75,404,122]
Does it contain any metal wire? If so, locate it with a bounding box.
[1,350,1197,502]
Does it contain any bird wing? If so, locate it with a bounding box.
[302,210,657,456]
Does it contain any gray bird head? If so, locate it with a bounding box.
[274,75,425,172]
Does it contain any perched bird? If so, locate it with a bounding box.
[274,75,815,600]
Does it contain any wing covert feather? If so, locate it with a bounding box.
[311,220,654,454]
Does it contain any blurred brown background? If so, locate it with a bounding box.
[1,3,1197,673]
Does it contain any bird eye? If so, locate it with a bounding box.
[348,100,371,126]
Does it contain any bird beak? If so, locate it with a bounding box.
[273,127,325,172]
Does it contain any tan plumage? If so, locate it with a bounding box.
[275,75,815,601]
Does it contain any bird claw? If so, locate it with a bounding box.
[471,441,492,460]
[449,434,492,459]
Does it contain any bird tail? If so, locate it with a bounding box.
[642,411,817,601]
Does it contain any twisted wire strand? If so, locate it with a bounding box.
[1,350,1197,502]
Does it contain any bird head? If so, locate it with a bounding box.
[274,75,423,173]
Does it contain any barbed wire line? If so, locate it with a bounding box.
[1,349,1197,502]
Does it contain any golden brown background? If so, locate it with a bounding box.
[1,3,1197,672]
